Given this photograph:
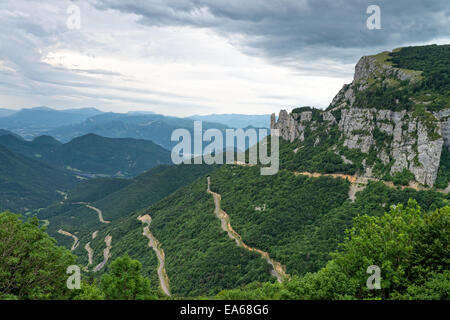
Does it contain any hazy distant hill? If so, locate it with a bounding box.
[189,114,272,128]
[0,133,171,177]
[0,129,22,139]
[0,108,17,118]
[0,145,77,212]
[46,113,232,150]
[0,107,103,139]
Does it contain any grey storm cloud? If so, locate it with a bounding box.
[93,0,450,63]
[1,0,449,114]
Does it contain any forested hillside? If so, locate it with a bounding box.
[1,44,449,301]
[0,145,77,212]
[39,164,218,248]
[0,133,171,177]
[62,162,448,298]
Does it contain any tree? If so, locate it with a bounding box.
[73,281,105,300]
[214,200,449,300]
[99,254,156,300]
[0,212,76,299]
[295,200,449,299]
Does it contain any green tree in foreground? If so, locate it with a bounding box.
[0,212,76,300]
[99,254,156,300]
[216,200,449,300]
[73,281,105,300]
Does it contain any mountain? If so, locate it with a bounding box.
[189,114,272,129]
[24,44,449,300]
[63,107,104,117]
[44,112,266,151]
[0,145,77,212]
[39,44,449,297]
[0,129,22,139]
[0,107,103,139]
[0,133,172,177]
[272,44,450,189]
[1,108,268,151]
[0,108,17,118]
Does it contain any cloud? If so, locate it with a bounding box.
[0,1,448,116]
[94,0,450,63]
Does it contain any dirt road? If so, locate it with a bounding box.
[57,229,79,251]
[86,205,111,224]
[207,177,288,282]
[138,215,171,296]
[93,235,112,272]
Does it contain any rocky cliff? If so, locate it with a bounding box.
[271,47,449,187]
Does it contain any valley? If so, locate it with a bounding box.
[1,44,449,302]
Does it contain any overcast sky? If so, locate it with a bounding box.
[0,0,449,116]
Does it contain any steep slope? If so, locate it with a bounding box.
[40,164,217,247]
[0,133,172,177]
[0,145,77,212]
[32,44,449,299]
[272,44,449,188]
[66,162,448,298]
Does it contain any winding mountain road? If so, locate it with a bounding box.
[86,205,111,224]
[232,162,448,196]
[57,229,79,251]
[83,230,98,271]
[84,243,93,269]
[138,215,171,296]
[207,177,288,282]
[93,235,112,272]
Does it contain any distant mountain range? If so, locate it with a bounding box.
[0,107,103,139]
[0,107,270,150]
[0,133,171,177]
[189,114,272,128]
[0,108,17,118]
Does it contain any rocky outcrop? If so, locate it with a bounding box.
[354,55,422,83]
[271,51,448,187]
[272,107,446,186]
[435,109,450,150]
[271,110,300,142]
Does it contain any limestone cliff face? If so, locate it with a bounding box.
[271,54,449,187]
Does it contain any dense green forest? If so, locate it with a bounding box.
[52,163,448,298]
[212,166,448,276]
[436,146,450,189]
[81,175,272,297]
[39,164,217,248]
[390,44,450,94]
[2,197,448,300]
[215,200,449,300]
